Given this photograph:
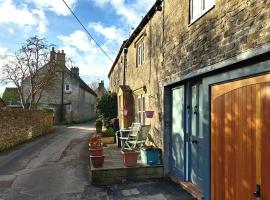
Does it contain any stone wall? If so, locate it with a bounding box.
[109,0,270,149]
[0,108,53,151]
[161,0,270,83]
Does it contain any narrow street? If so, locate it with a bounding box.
[0,122,107,200]
[0,122,193,200]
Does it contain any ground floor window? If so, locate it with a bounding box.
[137,94,145,125]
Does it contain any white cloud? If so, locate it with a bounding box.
[8,28,14,34]
[58,30,97,52]
[88,22,126,44]
[57,30,112,82]
[26,0,78,16]
[91,0,156,26]
[0,45,15,95]
[0,0,48,34]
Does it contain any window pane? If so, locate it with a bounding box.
[205,0,215,8]
[191,0,203,19]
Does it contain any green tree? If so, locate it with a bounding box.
[96,93,117,128]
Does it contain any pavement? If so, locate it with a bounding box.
[0,122,194,200]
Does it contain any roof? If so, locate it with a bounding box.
[64,66,97,97]
[3,87,20,100]
[108,0,163,78]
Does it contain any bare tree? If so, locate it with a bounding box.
[88,80,99,91]
[0,36,56,109]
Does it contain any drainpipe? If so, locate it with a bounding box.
[123,47,128,86]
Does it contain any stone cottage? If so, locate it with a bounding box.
[23,48,97,123]
[2,87,21,107]
[109,0,270,199]
[96,80,107,99]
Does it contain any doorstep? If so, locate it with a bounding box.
[169,174,204,200]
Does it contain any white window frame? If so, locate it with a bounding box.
[137,94,146,125]
[65,84,72,93]
[190,0,215,23]
[137,41,145,67]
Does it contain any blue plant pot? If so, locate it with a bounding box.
[140,148,162,165]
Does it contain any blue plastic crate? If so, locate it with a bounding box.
[140,148,162,165]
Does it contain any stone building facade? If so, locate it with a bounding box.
[109,0,270,199]
[23,48,97,123]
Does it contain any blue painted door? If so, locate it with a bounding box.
[170,86,185,179]
[189,83,203,188]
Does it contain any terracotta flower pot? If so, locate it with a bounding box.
[121,149,138,167]
[89,148,103,156]
[90,155,105,168]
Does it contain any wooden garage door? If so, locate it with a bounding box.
[211,74,270,200]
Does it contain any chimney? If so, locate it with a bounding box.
[71,67,79,76]
[50,47,56,61]
[56,49,65,66]
[99,80,104,88]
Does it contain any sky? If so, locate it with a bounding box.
[0,0,156,95]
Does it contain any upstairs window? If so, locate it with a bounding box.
[137,41,145,66]
[65,84,71,93]
[190,0,215,22]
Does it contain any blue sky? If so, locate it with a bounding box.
[0,0,155,94]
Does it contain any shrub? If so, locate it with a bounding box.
[96,93,117,128]
[95,119,103,133]
[105,127,115,137]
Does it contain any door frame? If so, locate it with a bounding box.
[169,85,187,180]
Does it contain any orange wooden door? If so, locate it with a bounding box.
[211,74,270,200]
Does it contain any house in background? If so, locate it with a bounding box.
[96,80,107,99]
[23,48,97,123]
[2,87,21,107]
[109,0,270,199]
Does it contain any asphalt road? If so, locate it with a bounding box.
[0,122,107,200]
[0,122,194,200]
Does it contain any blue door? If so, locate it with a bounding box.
[189,83,203,188]
[170,86,185,179]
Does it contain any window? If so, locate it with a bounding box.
[190,0,215,22]
[65,84,71,93]
[66,104,72,112]
[137,41,145,66]
[137,94,145,125]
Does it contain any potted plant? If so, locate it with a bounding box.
[140,145,162,165]
[89,135,103,156]
[121,149,138,167]
[90,155,105,168]
[89,134,105,168]
[101,127,115,144]
[95,119,103,133]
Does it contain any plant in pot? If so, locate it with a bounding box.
[89,134,103,156]
[140,145,162,166]
[101,127,115,144]
[89,134,105,168]
[121,149,138,167]
[95,119,103,133]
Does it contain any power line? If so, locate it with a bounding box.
[62,0,114,62]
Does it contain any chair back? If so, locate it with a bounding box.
[137,125,151,141]
[130,123,141,134]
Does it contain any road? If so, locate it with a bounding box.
[0,122,194,200]
[0,122,107,200]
